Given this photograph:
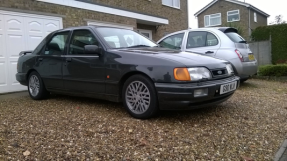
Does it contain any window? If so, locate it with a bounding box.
[186,32,218,48]
[206,33,218,46]
[227,10,240,22]
[158,33,184,50]
[137,29,153,40]
[254,12,257,22]
[44,32,69,55]
[224,32,246,43]
[204,13,221,27]
[69,30,99,55]
[162,0,180,9]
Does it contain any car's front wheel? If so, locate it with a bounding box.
[122,75,159,119]
[28,71,49,100]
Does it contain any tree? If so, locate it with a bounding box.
[269,15,286,25]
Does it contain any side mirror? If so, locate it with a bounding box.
[84,45,100,55]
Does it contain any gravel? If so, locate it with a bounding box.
[1,79,287,160]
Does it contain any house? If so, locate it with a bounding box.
[194,0,269,40]
[0,0,188,94]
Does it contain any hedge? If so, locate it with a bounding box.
[251,24,287,64]
[258,64,287,76]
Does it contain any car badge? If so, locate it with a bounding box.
[217,70,223,75]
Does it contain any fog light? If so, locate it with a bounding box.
[194,88,208,97]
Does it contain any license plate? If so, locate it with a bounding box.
[220,81,237,95]
[248,54,255,61]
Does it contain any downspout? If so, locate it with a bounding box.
[248,7,251,41]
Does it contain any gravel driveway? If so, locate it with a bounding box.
[1,79,287,160]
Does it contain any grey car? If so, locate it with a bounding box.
[157,27,258,82]
[16,26,240,119]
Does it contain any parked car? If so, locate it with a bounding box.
[16,26,240,119]
[157,27,258,82]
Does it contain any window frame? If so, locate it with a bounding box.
[162,0,180,9]
[254,12,257,22]
[204,13,222,27]
[227,10,240,22]
[42,31,70,56]
[67,29,101,56]
[186,31,219,49]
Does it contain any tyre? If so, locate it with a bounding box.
[28,71,49,100]
[122,74,159,119]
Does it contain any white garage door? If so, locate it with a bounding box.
[0,10,63,94]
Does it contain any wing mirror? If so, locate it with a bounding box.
[84,45,101,55]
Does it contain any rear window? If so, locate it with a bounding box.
[225,32,246,43]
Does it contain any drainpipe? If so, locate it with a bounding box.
[248,7,251,41]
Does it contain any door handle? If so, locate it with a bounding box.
[38,58,43,61]
[66,57,72,62]
[205,51,214,54]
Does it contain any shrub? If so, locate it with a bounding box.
[258,64,287,76]
[251,24,287,64]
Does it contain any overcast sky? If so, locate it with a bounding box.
[188,0,286,28]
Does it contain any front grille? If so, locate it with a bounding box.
[211,68,228,77]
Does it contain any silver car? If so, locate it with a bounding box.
[157,27,257,82]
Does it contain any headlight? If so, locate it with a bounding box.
[174,67,211,81]
[226,64,234,75]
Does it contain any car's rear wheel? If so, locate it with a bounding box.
[28,71,49,100]
[122,75,159,119]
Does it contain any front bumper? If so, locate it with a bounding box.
[16,73,28,86]
[155,76,240,110]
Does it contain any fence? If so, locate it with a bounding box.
[248,39,272,66]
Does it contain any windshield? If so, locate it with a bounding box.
[96,27,158,48]
[225,32,246,43]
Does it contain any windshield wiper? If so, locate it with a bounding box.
[127,45,155,48]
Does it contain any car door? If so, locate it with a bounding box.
[35,31,70,90]
[63,29,106,94]
[184,31,220,57]
[158,33,185,50]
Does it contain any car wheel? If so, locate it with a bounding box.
[28,71,49,100]
[122,74,159,119]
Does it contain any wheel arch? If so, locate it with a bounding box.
[119,71,155,99]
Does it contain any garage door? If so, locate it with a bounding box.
[0,10,63,94]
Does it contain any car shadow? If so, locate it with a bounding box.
[46,93,233,122]
[238,81,258,90]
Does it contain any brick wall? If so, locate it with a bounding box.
[249,9,268,31]
[197,0,267,40]
[0,0,188,41]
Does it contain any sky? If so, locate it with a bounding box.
[188,0,287,28]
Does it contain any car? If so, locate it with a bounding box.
[16,26,240,119]
[157,27,258,82]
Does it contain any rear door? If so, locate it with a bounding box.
[184,31,220,57]
[35,31,70,90]
[63,29,106,94]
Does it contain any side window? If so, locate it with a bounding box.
[44,32,69,55]
[186,31,207,48]
[159,33,184,49]
[69,30,99,55]
[206,33,218,46]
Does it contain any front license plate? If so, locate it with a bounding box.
[248,54,255,61]
[220,81,237,95]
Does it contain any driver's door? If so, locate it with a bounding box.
[63,29,106,94]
